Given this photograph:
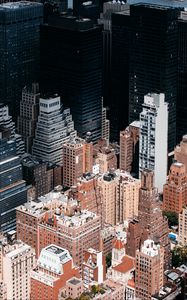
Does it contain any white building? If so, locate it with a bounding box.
[139,93,168,193]
[0,233,35,300]
[32,96,77,165]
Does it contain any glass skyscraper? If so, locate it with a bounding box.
[40,15,102,142]
[0,2,43,120]
[0,138,28,232]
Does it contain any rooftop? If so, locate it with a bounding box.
[128,0,187,9]
[67,277,82,286]
[38,244,72,274]
[0,1,42,9]
[17,190,78,217]
[113,256,135,273]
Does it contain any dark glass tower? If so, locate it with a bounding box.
[177,11,187,142]
[109,3,181,148]
[0,2,43,120]
[40,15,102,142]
[0,138,28,232]
[109,9,130,142]
[128,4,180,151]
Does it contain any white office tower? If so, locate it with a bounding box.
[32,96,77,164]
[0,103,24,156]
[139,93,168,193]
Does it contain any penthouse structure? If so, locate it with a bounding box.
[31,245,79,300]
[32,95,77,165]
[39,210,101,270]
[0,232,35,300]
[16,190,78,256]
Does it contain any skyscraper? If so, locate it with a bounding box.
[109,8,130,141]
[98,1,128,109]
[139,93,168,193]
[17,84,40,154]
[32,96,77,164]
[0,138,27,232]
[109,3,180,147]
[177,11,187,142]
[40,15,102,142]
[0,2,43,119]
[126,170,170,270]
[135,239,164,300]
[138,170,170,270]
[128,4,180,151]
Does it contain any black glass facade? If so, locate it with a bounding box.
[0,2,43,120]
[0,138,27,232]
[109,11,130,142]
[128,4,180,152]
[109,4,181,149]
[177,15,187,142]
[40,16,102,142]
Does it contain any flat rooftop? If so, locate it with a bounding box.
[68,277,82,285]
[128,0,187,9]
[46,245,65,255]
[0,1,42,9]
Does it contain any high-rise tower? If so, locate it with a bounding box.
[128,4,180,151]
[0,2,43,119]
[139,93,168,193]
[40,15,102,142]
[0,138,27,232]
[17,84,40,154]
[32,96,77,164]
[177,11,187,142]
[138,170,170,269]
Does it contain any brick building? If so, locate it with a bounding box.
[69,173,104,225]
[163,162,187,214]
[126,170,170,270]
[63,137,93,187]
[120,121,139,174]
[16,190,78,256]
[38,210,101,270]
[135,239,164,300]
[175,135,187,172]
